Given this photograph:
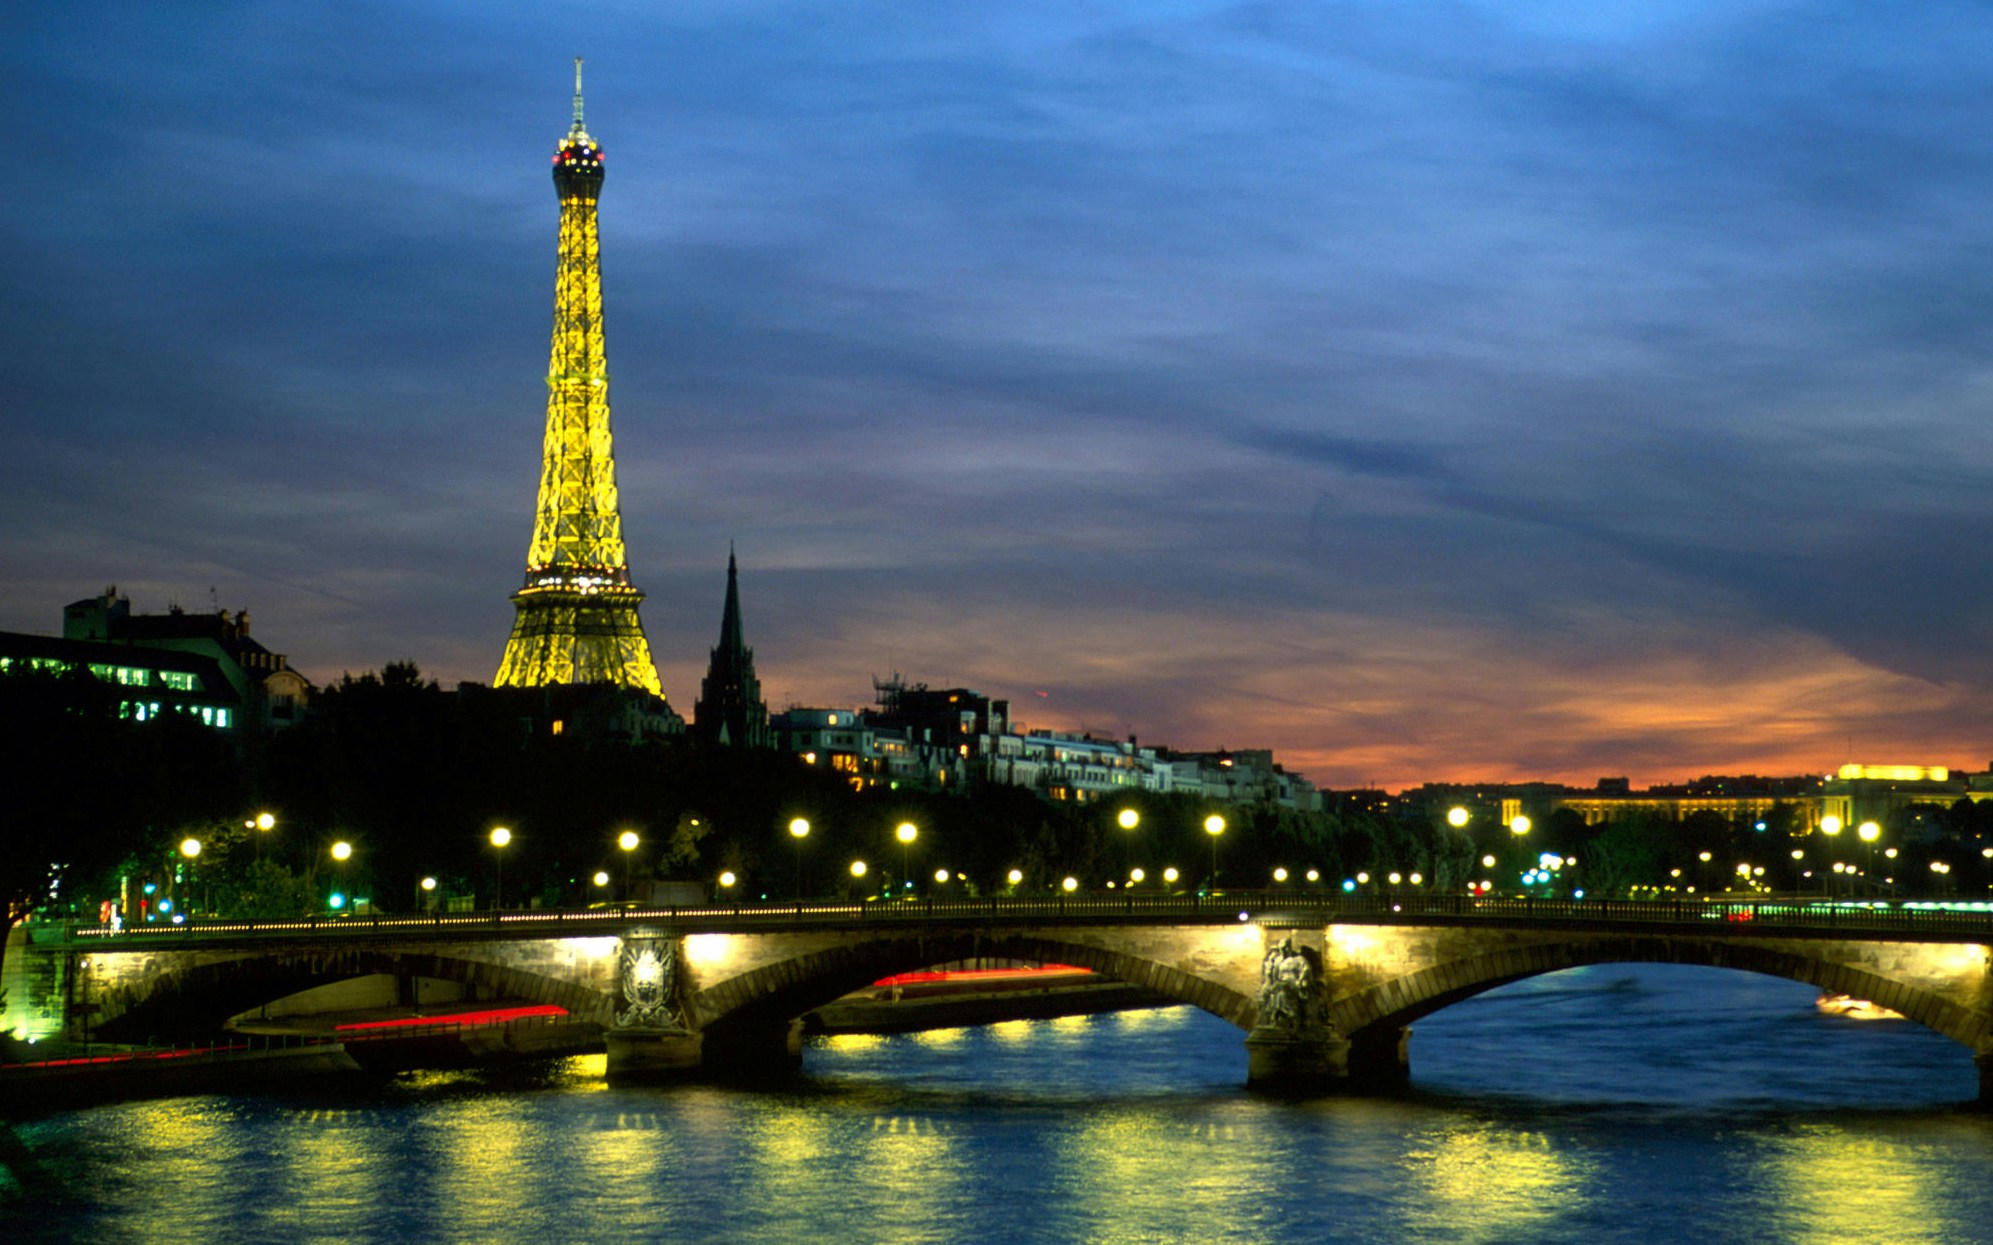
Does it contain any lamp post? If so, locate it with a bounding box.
[789,818,810,899]
[618,830,641,904]
[329,840,353,914]
[1204,814,1226,890]
[179,837,201,918]
[1857,821,1881,897]
[896,822,918,895]
[250,811,275,863]
[1117,808,1140,879]
[420,875,437,913]
[490,826,512,911]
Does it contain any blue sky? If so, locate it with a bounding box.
[6,1,1993,787]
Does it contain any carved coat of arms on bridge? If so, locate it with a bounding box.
[1254,937,1328,1035]
[618,938,684,1030]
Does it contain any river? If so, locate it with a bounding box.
[4,963,1990,1243]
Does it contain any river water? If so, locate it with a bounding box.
[4,963,1990,1243]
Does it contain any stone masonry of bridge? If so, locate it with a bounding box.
[33,916,1993,1101]
[61,936,621,1042]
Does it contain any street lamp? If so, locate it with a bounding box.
[1061,876,1079,893]
[420,875,437,913]
[1930,859,1953,897]
[618,830,641,904]
[330,840,353,915]
[490,826,512,911]
[1820,814,1843,837]
[178,838,202,918]
[896,822,918,892]
[789,818,810,899]
[1163,866,1180,888]
[1203,814,1226,889]
[250,811,275,862]
[1447,806,1470,828]
[1006,868,1024,888]
[1509,815,1531,836]
[1857,821,1881,896]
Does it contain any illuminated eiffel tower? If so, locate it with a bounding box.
[496,60,664,696]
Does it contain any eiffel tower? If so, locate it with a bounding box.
[496,60,664,696]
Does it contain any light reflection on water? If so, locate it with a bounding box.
[4,964,1990,1244]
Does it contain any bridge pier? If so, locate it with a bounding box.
[1244,1027,1346,1092]
[701,1018,805,1081]
[1976,1047,1993,1108]
[1244,932,1345,1095]
[1346,1024,1412,1088]
[605,1027,704,1082]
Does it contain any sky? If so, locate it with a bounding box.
[6,1,1993,790]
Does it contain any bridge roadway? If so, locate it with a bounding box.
[25,895,1993,1100]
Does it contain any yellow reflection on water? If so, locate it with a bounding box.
[913,1027,966,1048]
[1108,1005,1188,1032]
[823,1033,887,1053]
[1050,1101,1274,1240]
[988,1020,1033,1044]
[1753,1123,1980,1245]
[1399,1123,1581,1243]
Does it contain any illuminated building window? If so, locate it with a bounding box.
[160,671,198,692]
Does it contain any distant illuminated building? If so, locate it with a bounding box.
[495,60,666,697]
[0,585,312,733]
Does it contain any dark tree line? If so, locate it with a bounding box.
[11,661,1993,944]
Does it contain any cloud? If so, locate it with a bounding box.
[6,1,1993,789]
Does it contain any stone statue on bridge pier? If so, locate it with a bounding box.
[616,938,683,1030]
[605,931,703,1082]
[1245,934,1348,1093]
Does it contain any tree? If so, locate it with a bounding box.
[0,664,243,1001]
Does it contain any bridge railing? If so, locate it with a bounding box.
[27,892,1993,947]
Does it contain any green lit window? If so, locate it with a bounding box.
[160,671,198,692]
[215,708,231,728]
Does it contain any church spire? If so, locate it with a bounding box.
[718,545,745,656]
[694,547,773,749]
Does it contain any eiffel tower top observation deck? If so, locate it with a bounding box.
[495,60,664,696]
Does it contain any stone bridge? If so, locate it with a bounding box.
[20,897,1993,1100]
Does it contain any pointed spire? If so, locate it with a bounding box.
[573,57,586,129]
[695,546,773,749]
[720,544,746,656]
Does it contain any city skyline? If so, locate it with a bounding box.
[7,4,1993,789]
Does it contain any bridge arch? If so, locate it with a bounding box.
[1327,934,1993,1060]
[89,945,615,1042]
[683,928,1256,1049]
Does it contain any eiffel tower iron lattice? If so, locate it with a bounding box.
[495,60,664,696]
